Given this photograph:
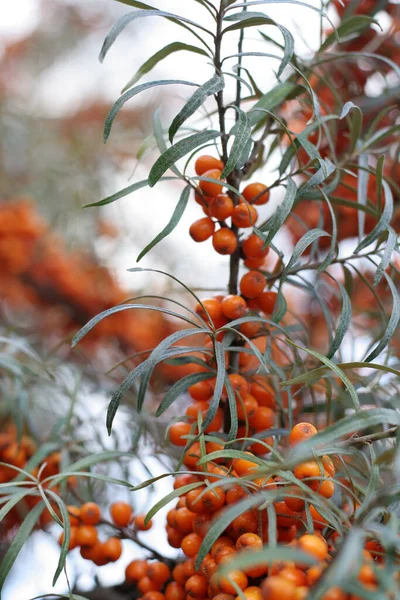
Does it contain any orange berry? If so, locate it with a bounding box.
[80,541,107,565]
[211,536,235,558]
[235,533,263,551]
[319,478,335,498]
[199,169,224,197]
[195,297,223,324]
[239,318,262,338]
[248,406,274,431]
[231,511,258,537]
[232,204,258,228]
[135,514,153,531]
[125,559,148,581]
[199,553,218,579]
[103,536,123,562]
[322,455,336,477]
[80,502,101,526]
[226,484,248,505]
[181,532,203,557]
[240,271,266,299]
[309,504,328,530]
[148,561,171,584]
[242,183,270,206]
[165,582,186,600]
[257,291,278,315]
[185,574,208,599]
[280,567,307,587]
[58,526,78,550]
[307,564,326,586]
[190,217,215,242]
[195,155,224,176]
[298,533,329,561]
[242,234,269,259]
[76,525,98,547]
[221,295,247,320]
[235,394,258,421]
[201,486,226,513]
[193,513,212,537]
[138,576,162,594]
[209,194,234,220]
[321,588,347,600]
[277,525,297,543]
[212,228,238,255]
[188,380,214,401]
[261,575,296,600]
[143,593,165,600]
[228,374,250,398]
[238,587,263,600]
[67,505,81,527]
[174,474,200,490]
[175,507,196,534]
[218,570,248,594]
[289,422,317,446]
[244,256,266,269]
[183,441,201,469]
[110,501,133,527]
[167,526,185,548]
[169,422,192,447]
[274,501,299,528]
[232,453,259,476]
[250,381,276,409]
[293,460,323,486]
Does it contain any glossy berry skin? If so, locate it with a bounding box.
[195,155,224,176]
[212,228,238,255]
[110,501,133,527]
[199,169,224,197]
[240,271,266,299]
[242,183,270,205]
[189,217,215,242]
[209,194,234,220]
[221,295,247,320]
[80,502,101,525]
[242,234,269,259]
[232,204,258,228]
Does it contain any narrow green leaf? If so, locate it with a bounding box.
[286,341,360,410]
[48,493,71,585]
[289,409,400,463]
[357,154,369,243]
[320,15,377,51]
[221,108,251,178]
[145,481,204,524]
[296,158,336,199]
[84,178,149,207]
[122,43,208,91]
[219,546,316,576]
[327,282,352,359]
[354,180,393,253]
[258,177,297,244]
[65,451,134,473]
[137,185,190,261]
[282,229,330,277]
[373,229,397,286]
[340,101,362,154]
[0,502,44,591]
[156,372,214,417]
[169,74,225,142]
[149,130,220,187]
[365,272,400,362]
[201,342,225,433]
[249,81,296,126]
[283,361,400,387]
[223,12,294,78]
[0,489,34,522]
[100,10,213,62]
[72,303,198,347]
[104,80,198,142]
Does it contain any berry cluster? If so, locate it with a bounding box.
[190,155,269,258]
[59,501,151,567]
[130,422,381,600]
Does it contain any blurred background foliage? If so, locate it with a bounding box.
[0,0,399,598]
